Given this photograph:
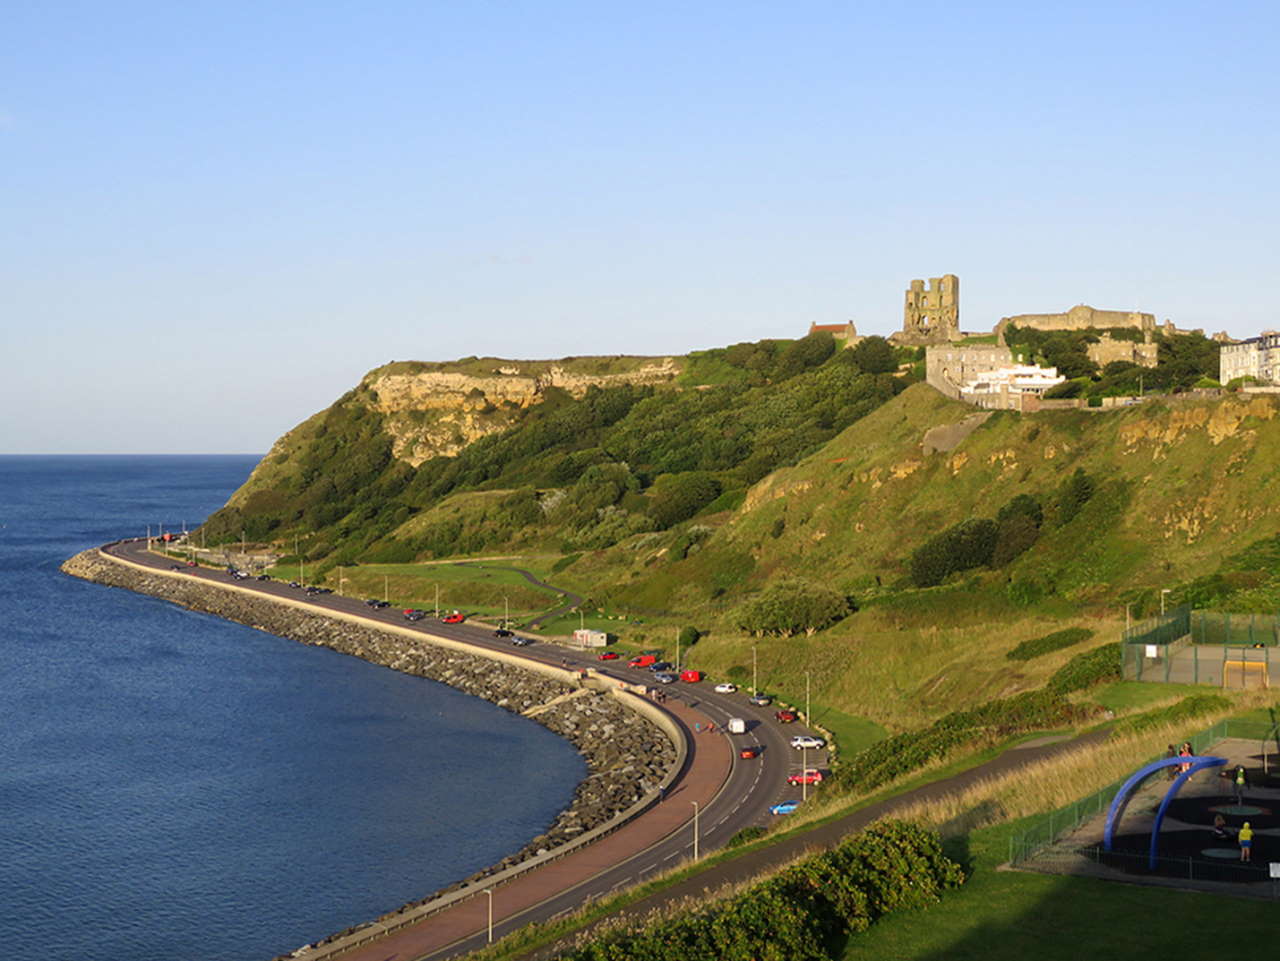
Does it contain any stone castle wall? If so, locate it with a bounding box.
[996,304,1156,342]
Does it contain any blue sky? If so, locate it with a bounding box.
[3,1,1276,453]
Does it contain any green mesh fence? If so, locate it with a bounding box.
[1192,611,1280,646]
[1122,605,1191,647]
[1008,718,1278,866]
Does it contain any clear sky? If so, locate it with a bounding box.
[3,1,1276,453]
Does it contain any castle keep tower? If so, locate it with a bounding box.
[900,274,960,344]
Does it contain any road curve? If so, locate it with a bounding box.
[98,540,826,960]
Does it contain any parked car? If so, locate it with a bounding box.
[786,769,824,786]
[373,600,391,608]
[403,610,425,621]
[789,735,826,751]
[288,581,300,588]
[680,670,703,682]
[749,694,772,707]
[597,651,619,660]
[739,746,760,759]
[256,574,270,581]
[511,636,534,647]
[441,612,465,624]
[365,598,381,607]
[652,672,678,684]
[628,655,657,668]
[769,800,800,816]
[714,682,738,694]
[775,710,797,723]
[648,661,672,672]
[493,628,513,637]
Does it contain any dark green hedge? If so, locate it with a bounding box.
[1044,642,1121,694]
[1109,694,1232,736]
[1006,627,1095,661]
[834,691,1094,792]
[557,821,963,961]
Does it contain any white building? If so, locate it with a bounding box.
[1220,332,1280,386]
[962,364,1066,398]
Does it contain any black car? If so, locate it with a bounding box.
[374,600,391,608]
[288,581,300,588]
[256,574,270,581]
[365,598,380,606]
[404,610,426,621]
[648,661,673,672]
[494,628,513,638]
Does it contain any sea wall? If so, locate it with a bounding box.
[60,549,680,948]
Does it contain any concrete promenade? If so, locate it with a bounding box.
[324,697,732,961]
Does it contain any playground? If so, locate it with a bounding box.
[1020,737,1280,895]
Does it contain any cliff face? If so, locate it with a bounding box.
[366,358,681,466]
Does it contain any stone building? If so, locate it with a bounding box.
[893,275,959,345]
[1086,332,1159,369]
[1220,332,1280,385]
[926,344,1064,411]
[995,304,1157,343]
[806,321,863,346]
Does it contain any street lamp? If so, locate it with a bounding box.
[484,888,493,944]
[752,645,758,695]
[1161,588,1172,616]
[504,595,509,630]
[803,745,808,801]
[691,801,700,860]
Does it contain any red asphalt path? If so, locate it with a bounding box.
[326,698,732,961]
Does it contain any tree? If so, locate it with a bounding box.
[734,581,851,636]
[850,336,897,374]
[909,519,999,588]
[648,472,722,529]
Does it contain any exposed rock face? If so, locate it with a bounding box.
[60,550,677,908]
[365,359,680,465]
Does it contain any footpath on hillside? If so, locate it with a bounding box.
[515,728,1113,961]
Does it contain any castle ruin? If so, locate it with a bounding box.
[995,305,1156,343]
[892,274,960,345]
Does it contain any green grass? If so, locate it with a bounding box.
[801,704,887,757]
[1090,680,1209,714]
[840,818,1274,961]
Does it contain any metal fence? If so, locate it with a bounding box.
[1121,607,1277,687]
[1192,611,1280,646]
[1009,718,1278,866]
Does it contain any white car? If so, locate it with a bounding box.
[714,682,738,694]
[790,735,826,751]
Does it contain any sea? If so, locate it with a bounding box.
[0,455,586,961]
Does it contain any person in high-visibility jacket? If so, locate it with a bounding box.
[1239,821,1253,862]
[1234,765,1247,805]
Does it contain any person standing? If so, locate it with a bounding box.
[1234,765,1248,806]
[1239,821,1253,862]
[1166,744,1178,780]
[1178,742,1192,775]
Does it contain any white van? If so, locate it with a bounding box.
[727,717,747,735]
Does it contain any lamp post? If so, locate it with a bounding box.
[504,595,509,630]
[484,888,493,944]
[384,574,389,603]
[691,800,700,860]
[435,584,440,619]
[675,627,681,673]
[1161,589,1172,616]
[752,645,758,696]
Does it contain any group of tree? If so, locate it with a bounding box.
[907,470,1094,588]
[199,335,912,565]
[733,580,852,636]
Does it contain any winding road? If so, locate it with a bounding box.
[99,540,828,960]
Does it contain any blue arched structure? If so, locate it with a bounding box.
[1104,755,1227,869]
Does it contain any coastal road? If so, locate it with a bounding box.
[101,540,828,958]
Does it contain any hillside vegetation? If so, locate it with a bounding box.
[198,331,1279,733]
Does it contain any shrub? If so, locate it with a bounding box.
[557,821,963,961]
[734,581,851,637]
[1110,694,1232,736]
[1045,642,1121,694]
[909,518,999,587]
[726,825,767,848]
[850,336,897,374]
[648,471,723,529]
[1006,627,1094,661]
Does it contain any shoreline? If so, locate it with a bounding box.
[61,547,682,958]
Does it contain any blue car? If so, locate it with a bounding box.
[769,800,800,816]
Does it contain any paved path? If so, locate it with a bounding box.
[452,562,585,630]
[320,698,732,961]
[515,726,1115,960]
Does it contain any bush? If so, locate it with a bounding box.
[1110,694,1232,736]
[1006,627,1095,661]
[557,821,963,961]
[734,581,851,637]
[1045,642,1121,694]
[648,471,723,529]
[850,336,897,374]
[727,825,767,848]
[909,518,999,587]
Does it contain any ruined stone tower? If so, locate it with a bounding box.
[898,274,960,345]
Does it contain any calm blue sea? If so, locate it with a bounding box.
[0,456,585,961]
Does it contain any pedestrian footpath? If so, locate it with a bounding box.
[317,698,732,961]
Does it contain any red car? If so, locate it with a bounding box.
[739,746,760,759]
[775,710,797,723]
[597,652,620,660]
[441,612,465,624]
[786,769,824,786]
